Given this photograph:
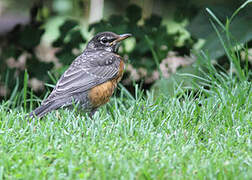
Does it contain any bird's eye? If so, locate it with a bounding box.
[100,37,108,44]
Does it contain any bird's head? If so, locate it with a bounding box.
[87,32,132,53]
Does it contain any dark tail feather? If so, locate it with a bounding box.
[29,101,62,118]
[29,103,52,118]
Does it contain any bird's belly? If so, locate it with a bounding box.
[88,81,117,108]
[88,61,124,108]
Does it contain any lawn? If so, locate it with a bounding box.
[0,76,251,179]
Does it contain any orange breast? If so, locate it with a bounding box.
[88,60,124,108]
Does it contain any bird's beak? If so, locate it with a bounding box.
[117,33,132,42]
[110,33,132,45]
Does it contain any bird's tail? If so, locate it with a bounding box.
[29,101,62,118]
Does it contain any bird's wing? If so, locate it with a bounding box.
[42,50,122,105]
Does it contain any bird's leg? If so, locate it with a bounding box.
[89,108,97,118]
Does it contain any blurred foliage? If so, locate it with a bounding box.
[153,1,252,97]
[0,5,87,100]
[152,65,204,97]
[52,19,86,65]
[187,4,252,59]
[0,4,53,99]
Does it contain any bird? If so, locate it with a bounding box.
[29,31,132,118]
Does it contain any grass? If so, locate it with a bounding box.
[0,1,252,179]
[0,74,252,179]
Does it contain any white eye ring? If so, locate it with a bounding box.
[100,37,108,44]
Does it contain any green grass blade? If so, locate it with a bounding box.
[230,0,252,22]
[206,8,225,30]
[23,69,28,112]
[29,89,33,112]
[209,20,245,81]
[8,77,19,108]
[145,35,163,78]
[47,71,57,84]
[4,70,9,100]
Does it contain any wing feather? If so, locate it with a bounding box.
[42,50,121,105]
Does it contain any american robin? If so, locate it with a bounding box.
[29,31,132,118]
